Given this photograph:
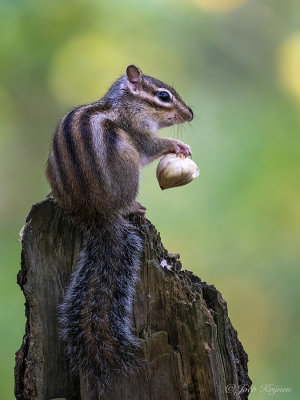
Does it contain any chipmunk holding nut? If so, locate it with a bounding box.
[46,65,193,395]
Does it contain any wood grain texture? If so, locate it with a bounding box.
[15,198,251,400]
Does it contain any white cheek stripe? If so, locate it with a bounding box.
[140,90,173,108]
[127,83,173,108]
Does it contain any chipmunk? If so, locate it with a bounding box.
[46,65,193,396]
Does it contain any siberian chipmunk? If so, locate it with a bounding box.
[46,65,193,396]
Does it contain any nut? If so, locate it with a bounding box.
[156,154,200,190]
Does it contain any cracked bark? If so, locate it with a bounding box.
[15,198,251,400]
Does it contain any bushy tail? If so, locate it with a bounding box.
[58,216,143,396]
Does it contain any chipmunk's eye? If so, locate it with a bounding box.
[157,91,171,102]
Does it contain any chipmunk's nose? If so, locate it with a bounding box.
[178,106,193,123]
[184,107,193,122]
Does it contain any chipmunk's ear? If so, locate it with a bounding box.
[126,65,143,89]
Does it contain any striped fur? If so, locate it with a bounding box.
[46,66,193,396]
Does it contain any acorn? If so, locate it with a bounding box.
[156,154,200,190]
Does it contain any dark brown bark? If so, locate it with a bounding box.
[15,198,251,400]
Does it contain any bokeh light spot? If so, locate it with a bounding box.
[191,0,246,12]
[48,34,127,106]
[278,33,300,102]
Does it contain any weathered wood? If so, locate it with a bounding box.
[15,198,251,400]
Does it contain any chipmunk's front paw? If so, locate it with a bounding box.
[174,141,192,157]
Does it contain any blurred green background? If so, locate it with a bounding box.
[1,0,299,398]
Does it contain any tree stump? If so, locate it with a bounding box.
[15,198,251,400]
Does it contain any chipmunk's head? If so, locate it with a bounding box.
[124,65,193,132]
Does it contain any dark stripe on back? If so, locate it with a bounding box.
[79,108,95,155]
[79,105,108,189]
[53,127,70,194]
[102,120,119,158]
[63,108,89,196]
